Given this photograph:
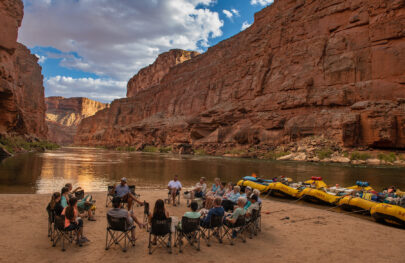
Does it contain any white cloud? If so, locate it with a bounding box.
[222,9,233,19]
[250,0,274,6]
[231,9,239,16]
[19,0,224,97]
[45,76,127,103]
[34,54,46,64]
[241,21,252,31]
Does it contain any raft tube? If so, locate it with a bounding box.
[237,180,270,193]
[371,203,405,226]
[297,188,342,205]
[242,176,273,183]
[338,196,378,214]
[304,179,327,189]
[267,182,299,198]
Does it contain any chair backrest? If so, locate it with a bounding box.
[75,190,84,200]
[210,214,223,227]
[181,217,200,233]
[107,213,128,231]
[54,215,66,230]
[234,215,246,227]
[250,209,259,221]
[151,217,171,236]
[144,202,150,215]
[46,204,55,223]
[129,185,135,194]
[107,185,115,195]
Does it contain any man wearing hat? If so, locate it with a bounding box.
[190,177,207,202]
[114,177,143,210]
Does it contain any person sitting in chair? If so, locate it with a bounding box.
[61,197,89,244]
[201,197,224,227]
[61,187,70,208]
[222,185,241,212]
[225,197,246,225]
[47,192,64,216]
[114,177,143,211]
[184,201,201,219]
[245,194,259,218]
[149,199,170,244]
[65,183,96,221]
[108,197,144,241]
[190,177,207,201]
[167,175,182,206]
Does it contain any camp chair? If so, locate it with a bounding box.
[75,190,85,200]
[165,189,181,205]
[200,214,223,246]
[148,217,172,254]
[52,215,82,251]
[245,209,260,239]
[46,205,55,241]
[222,215,247,245]
[257,204,262,232]
[143,201,150,232]
[175,217,201,253]
[105,214,135,252]
[105,185,115,207]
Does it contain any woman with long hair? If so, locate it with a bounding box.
[47,192,63,216]
[62,197,89,244]
[149,199,169,221]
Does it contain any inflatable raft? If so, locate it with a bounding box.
[347,181,374,192]
[338,196,378,214]
[237,179,270,193]
[371,203,405,226]
[296,188,342,205]
[267,182,300,198]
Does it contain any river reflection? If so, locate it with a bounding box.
[0,147,404,194]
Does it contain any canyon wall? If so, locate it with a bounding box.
[0,0,47,139]
[76,0,405,152]
[46,97,108,145]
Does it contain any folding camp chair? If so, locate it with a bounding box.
[148,217,172,254]
[222,215,247,245]
[165,189,181,205]
[52,215,82,251]
[200,214,223,246]
[106,185,115,207]
[257,204,262,232]
[105,214,135,252]
[46,205,55,241]
[75,190,85,200]
[143,201,150,232]
[246,209,260,239]
[175,217,201,253]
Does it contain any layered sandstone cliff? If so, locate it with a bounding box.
[0,0,47,139]
[46,97,108,145]
[127,49,200,97]
[76,0,405,152]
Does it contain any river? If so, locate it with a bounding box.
[0,147,404,194]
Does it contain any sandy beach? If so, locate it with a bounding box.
[0,190,403,263]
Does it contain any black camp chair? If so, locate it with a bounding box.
[175,217,201,253]
[46,205,55,241]
[105,214,135,252]
[52,215,82,251]
[148,217,172,254]
[246,209,260,238]
[143,201,150,232]
[200,214,223,246]
[166,189,181,205]
[222,215,247,245]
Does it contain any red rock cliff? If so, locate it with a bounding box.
[46,97,108,145]
[0,0,47,139]
[75,0,405,151]
[127,49,200,97]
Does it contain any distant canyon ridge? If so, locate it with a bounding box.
[75,0,405,154]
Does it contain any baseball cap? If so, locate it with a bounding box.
[120,177,127,182]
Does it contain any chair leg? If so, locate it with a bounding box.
[105,229,109,250]
[148,233,152,255]
[169,233,172,254]
[197,231,201,251]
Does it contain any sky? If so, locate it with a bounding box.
[19,0,274,103]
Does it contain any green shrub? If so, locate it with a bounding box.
[377,152,396,163]
[115,146,136,152]
[159,146,172,153]
[142,145,159,153]
[224,148,247,155]
[315,148,333,160]
[194,148,207,156]
[350,151,371,160]
[0,136,59,153]
[342,151,349,158]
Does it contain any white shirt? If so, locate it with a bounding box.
[196,182,207,193]
[168,180,182,189]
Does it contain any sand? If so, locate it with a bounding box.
[0,190,403,263]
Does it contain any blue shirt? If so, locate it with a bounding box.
[203,206,224,225]
[228,192,241,203]
[211,184,219,192]
[244,200,251,211]
[115,184,130,197]
[61,196,68,208]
